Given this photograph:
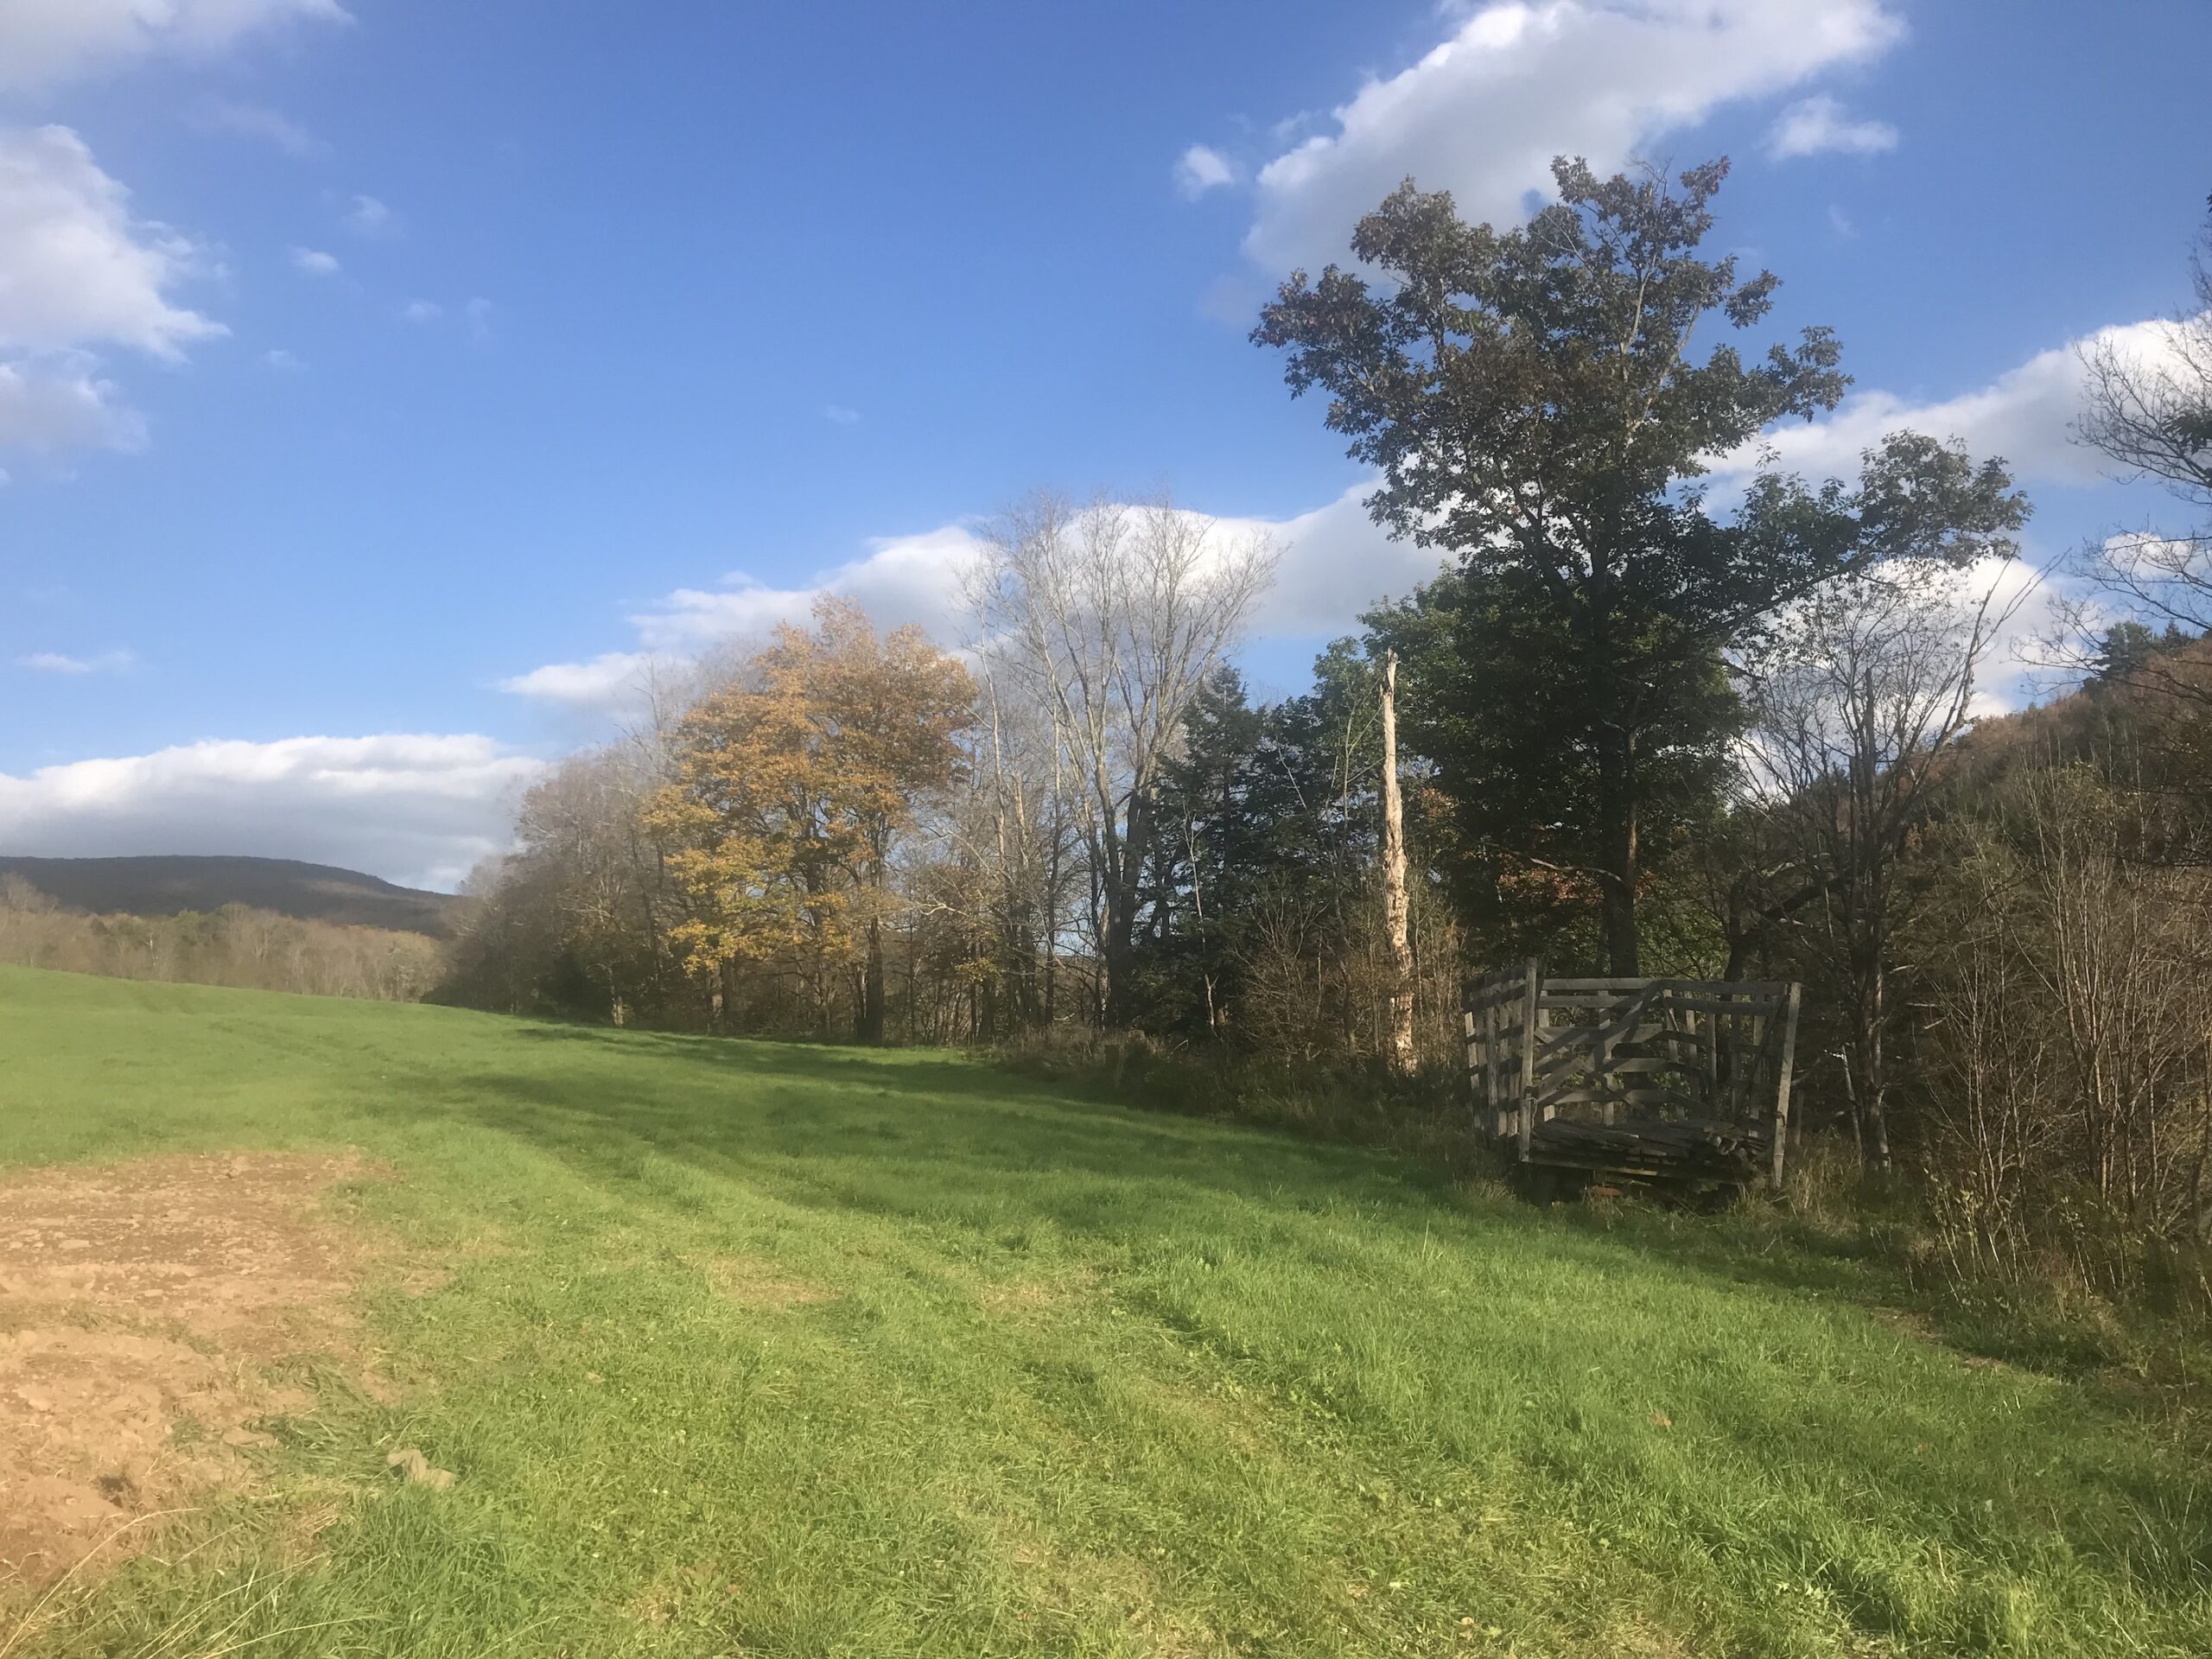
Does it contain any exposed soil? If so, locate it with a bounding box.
[0,1153,375,1594]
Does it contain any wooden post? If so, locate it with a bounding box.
[1478,984,1496,1134]
[1771,982,1802,1191]
[1517,959,1541,1160]
[1707,1003,1723,1116]
[1463,1003,1478,1120]
[1378,652,1417,1076]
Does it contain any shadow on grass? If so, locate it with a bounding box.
[388,1022,1444,1249]
[331,1014,2212,1613]
[405,1019,2212,1437]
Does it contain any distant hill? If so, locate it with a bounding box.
[0,855,456,938]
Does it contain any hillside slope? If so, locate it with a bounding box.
[2,966,2205,1656]
[0,854,454,935]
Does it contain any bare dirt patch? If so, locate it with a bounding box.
[0,1152,376,1594]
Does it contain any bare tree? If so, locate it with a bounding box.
[1745,567,2018,1166]
[1912,826,2061,1275]
[971,493,1275,1024]
[940,658,1084,1034]
[2069,202,2212,649]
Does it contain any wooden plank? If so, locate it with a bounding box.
[1659,994,1784,1017]
[1518,960,1540,1161]
[1484,990,1502,1129]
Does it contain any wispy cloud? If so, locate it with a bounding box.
[823,404,861,425]
[16,648,135,675]
[195,98,322,158]
[340,194,394,237]
[1174,143,1238,199]
[288,245,340,277]
[400,299,443,325]
[0,0,350,94]
[1767,94,1899,159]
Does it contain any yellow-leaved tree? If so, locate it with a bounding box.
[646,597,975,1040]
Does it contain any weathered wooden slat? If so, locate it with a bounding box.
[1660,995,1784,1017]
[1517,961,1540,1160]
[1771,980,1802,1192]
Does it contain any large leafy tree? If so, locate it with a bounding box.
[648,599,974,1040]
[1258,157,2025,973]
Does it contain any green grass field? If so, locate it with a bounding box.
[3,963,2209,1657]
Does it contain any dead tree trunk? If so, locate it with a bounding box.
[1380,651,1416,1075]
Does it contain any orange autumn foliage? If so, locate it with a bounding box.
[645,598,976,1037]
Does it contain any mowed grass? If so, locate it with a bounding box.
[3,966,2208,1657]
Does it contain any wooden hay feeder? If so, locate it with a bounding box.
[1465,964,1802,1191]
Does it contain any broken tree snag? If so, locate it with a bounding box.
[1379,651,1416,1076]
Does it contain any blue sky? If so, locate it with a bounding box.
[2,0,2207,887]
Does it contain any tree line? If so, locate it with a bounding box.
[0,876,444,1001]
[443,160,2212,1302]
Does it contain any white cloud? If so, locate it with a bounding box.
[400,298,443,324]
[638,525,993,653]
[0,0,348,92]
[340,194,392,237]
[505,303,2207,719]
[0,128,223,359]
[1236,0,1904,274]
[289,245,340,276]
[1959,554,2068,715]
[505,492,1440,709]
[823,403,861,424]
[0,356,143,451]
[1766,94,1897,159]
[496,652,676,714]
[1719,315,2201,489]
[1221,483,1443,637]
[0,734,543,893]
[465,296,494,341]
[1174,143,1238,198]
[0,128,221,454]
[194,98,321,157]
[16,648,133,674]
[264,347,305,371]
